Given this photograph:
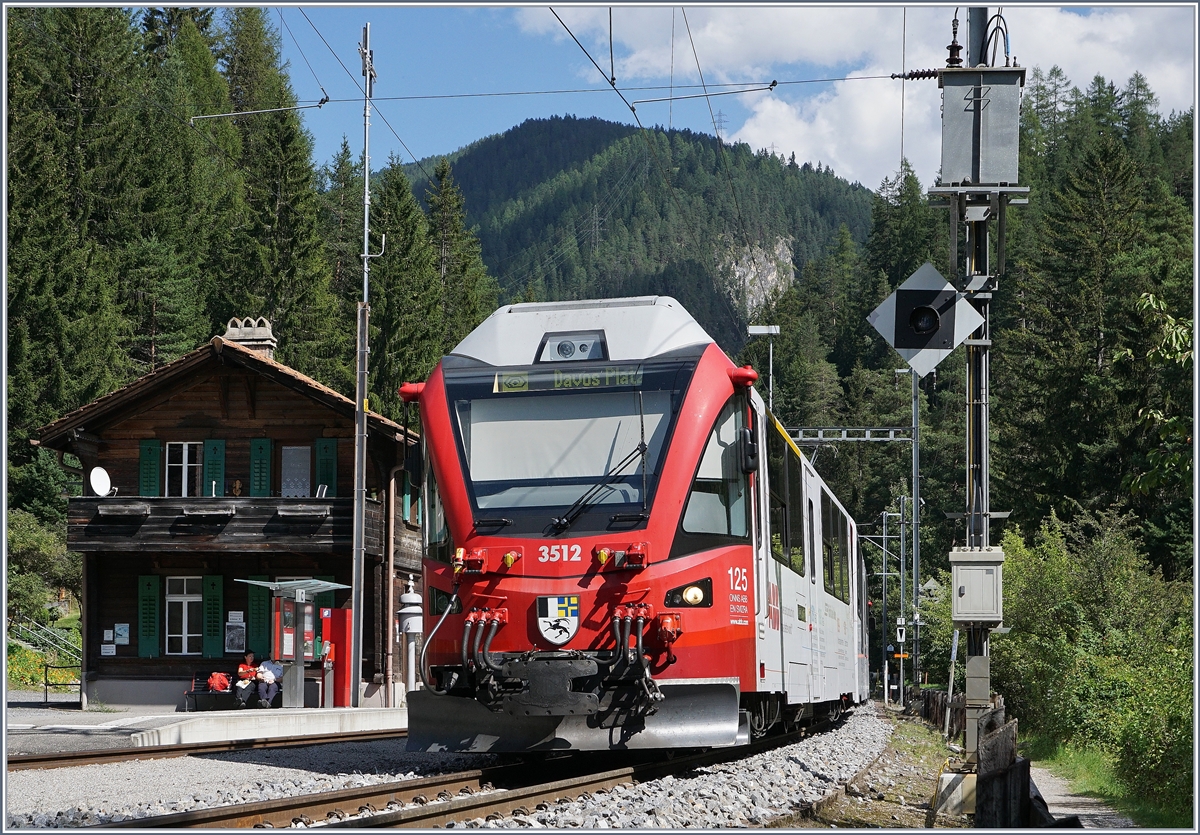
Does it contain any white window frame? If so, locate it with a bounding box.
[165,575,203,655]
[166,442,204,497]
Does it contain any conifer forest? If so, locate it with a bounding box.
[5,8,1193,812]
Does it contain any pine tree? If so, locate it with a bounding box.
[367,154,443,421]
[426,158,498,351]
[6,8,140,461]
[218,8,347,391]
[317,136,364,304]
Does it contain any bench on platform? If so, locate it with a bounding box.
[184,672,237,711]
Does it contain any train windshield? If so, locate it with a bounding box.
[443,358,696,534]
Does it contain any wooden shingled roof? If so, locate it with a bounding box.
[36,336,413,449]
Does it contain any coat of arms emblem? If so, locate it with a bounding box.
[536,595,580,646]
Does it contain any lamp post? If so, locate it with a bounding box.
[748,325,780,411]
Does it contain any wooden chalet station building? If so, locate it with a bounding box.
[35,318,422,709]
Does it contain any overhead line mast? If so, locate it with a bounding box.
[352,21,380,709]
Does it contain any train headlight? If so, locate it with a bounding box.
[665,577,713,608]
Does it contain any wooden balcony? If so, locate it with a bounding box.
[67,497,384,555]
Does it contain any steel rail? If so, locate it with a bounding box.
[7,729,408,772]
[94,716,839,829]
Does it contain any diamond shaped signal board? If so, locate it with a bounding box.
[866,262,984,377]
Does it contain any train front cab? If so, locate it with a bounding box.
[407,342,758,752]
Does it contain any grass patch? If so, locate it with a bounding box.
[54,611,80,631]
[1022,734,1193,829]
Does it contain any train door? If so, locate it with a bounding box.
[856,532,870,701]
[805,467,826,703]
[752,394,784,695]
[779,431,811,706]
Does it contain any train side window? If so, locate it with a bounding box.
[822,490,839,599]
[681,397,750,538]
[767,420,787,565]
[785,445,805,576]
[423,454,453,564]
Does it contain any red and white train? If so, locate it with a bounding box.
[401,296,868,752]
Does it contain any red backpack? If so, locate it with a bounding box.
[207,672,231,692]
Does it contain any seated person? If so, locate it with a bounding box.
[256,658,285,708]
[235,651,257,708]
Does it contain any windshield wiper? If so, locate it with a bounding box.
[549,444,646,535]
[550,393,649,535]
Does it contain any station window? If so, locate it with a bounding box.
[165,442,203,497]
[165,576,203,655]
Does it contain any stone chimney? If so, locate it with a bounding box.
[223,316,277,360]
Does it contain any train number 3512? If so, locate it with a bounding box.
[539,544,583,562]
[728,566,749,591]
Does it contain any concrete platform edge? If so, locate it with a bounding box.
[130,707,408,746]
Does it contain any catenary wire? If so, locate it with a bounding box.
[680,8,753,257]
[276,7,329,104]
[296,7,432,182]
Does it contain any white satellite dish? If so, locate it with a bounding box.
[89,467,112,497]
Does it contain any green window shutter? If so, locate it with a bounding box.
[202,575,224,657]
[137,575,161,658]
[315,439,337,497]
[247,575,271,659]
[203,440,225,497]
[249,439,272,497]
[139,440,161,497]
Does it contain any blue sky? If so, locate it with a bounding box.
[276,5,1196,191]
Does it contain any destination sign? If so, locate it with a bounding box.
[494,365,644,393]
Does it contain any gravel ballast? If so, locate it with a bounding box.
[6,703,892,828]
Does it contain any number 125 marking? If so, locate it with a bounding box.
[728,566,748,591]
[539,544,582,562]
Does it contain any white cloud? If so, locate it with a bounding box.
[1002,7,1194,114]
[516,6,1195,188]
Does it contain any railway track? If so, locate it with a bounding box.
[94,719,834,829]
[7,729,409,772]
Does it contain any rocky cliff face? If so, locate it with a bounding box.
[720,235,795,323]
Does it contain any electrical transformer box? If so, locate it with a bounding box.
[949,547,1005,624]
[939,67,1026,187]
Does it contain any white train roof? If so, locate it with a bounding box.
[450,296,716,366]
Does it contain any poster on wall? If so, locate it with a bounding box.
[225,622,246,654]
[114,623,130,645]
[103,629,114,642]
[100,644,116,656]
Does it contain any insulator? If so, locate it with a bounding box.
[892,68,940,81]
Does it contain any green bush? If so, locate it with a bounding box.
[987,509,1192,816]
[1114,621,1193,810]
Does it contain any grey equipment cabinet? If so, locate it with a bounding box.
[949,547,1004,625]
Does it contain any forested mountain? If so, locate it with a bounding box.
[410,116,874,348]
